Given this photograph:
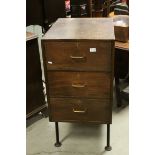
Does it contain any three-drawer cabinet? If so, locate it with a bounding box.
[42,18,115,150]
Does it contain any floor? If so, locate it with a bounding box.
[26,98,128,155]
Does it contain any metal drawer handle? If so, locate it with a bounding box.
[70,56,85,59]
[73,108,87,113]
[72,83,86,88]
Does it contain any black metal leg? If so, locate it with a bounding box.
[54,122,62,147]
[105,124,112,151]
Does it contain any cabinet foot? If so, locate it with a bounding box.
[54,142,62,147]
[105,146,112,151]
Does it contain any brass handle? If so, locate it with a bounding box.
[73,108,87,113]
[72,83,86,88]
[70,56,85,59]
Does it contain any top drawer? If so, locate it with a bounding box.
[43,41,112,71]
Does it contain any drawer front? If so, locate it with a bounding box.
[43,41,112,71]
[49,98,112,123]
[47,71,111,98]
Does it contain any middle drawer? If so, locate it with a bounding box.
[47,71,111,98]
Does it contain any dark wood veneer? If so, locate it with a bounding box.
[41,18,114,149]
[44,41,112,71]
[42,18,114,123]
[48,71,111,98]
[50,98,112,123]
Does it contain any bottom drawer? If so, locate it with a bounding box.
[49,98,112,123]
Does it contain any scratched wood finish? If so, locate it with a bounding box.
[42,18,115,40]
[49,98,112,123]
[42,18,115,123]
[43,41,112,71]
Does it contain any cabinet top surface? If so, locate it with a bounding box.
[42,18,115,40]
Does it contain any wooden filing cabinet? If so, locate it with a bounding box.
[41,18,115,150]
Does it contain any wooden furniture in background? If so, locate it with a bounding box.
[26,0,44,27]
[109,12,129,107]
[113,15,129,42]
[70,0,92,17]
[42,18,115,150]
[92,0,111,17]
[26,0,66,32]
[43,0,66,30]
[115,41,129,50]
[114,41,129,107]
[92,0,103,17]
[26,32,47,118]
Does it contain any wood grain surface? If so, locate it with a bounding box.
[41,18,114,124]
[47,71,111,98]
[42,18,115,40]
[115,41,129,51]
[43,40,112,71]
[49,98,112,123]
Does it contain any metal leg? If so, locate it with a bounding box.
[54,122,62,147]
[105,124,112,151]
